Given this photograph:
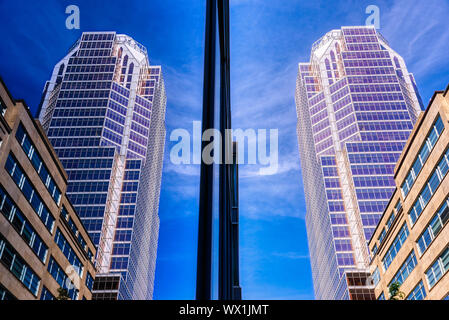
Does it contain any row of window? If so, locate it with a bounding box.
[66,169,112,181]
[48,127,103,138]
[77,49,112,57]
[417,197,449,255]
[81,33,114,41]
[61,207,94,262]
[355,187,395,200]
[389,251,417,287]
[0,234,40,296]
[426,246,449,289]
[358,120,413,132]
[360,131,411,143]
[56,98,109,109]
[5,153,55,232]
[59,89,110,99]
[348,153,401,164]
[351,164,395,176]
[47,256,79,300]
[55,147,115,159]
[406,281,426,300]
[61,80,112,90]
[61,158,114,170]
[382,223,409,271]
[67,181,110,193]
[50,116,105,127]
[54,228,84,277]
[16,123,62,205]
[53,106,106,118]
[0,186,48,262]
[50,136,101,148]
[409,146,449,225]
[63,73,113,82]
[65,65,115,74]
[40,286,55,300]
[0,284,16,300]
[81,218,103,232]
[372,201,401,256]
[0,98,6,117]
[401,116,444,198]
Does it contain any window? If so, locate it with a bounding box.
[86,272,94,291]
[401,116,444,198]
[417,196,449,255]
[4,153,55,232]
[47,257,79,300]
[409,147,449,225]
[0,284,16,300]
[54,229,84,277]
[378,228,386,244]
[16,123,62,205]
[0,234,40,296]
[426,247,449,289]
[371,244,378,257]
[61,206,89,255]
[40,287,55,300]
[0,186,48,262]
[382,223,409,271]
[372,267,380,286]
[386,211,396,229]
[389,251,417,286]
[0,98,6,117]
[407,281,426,300]
[378,292,385,300]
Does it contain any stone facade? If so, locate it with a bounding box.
[369,84,449,300]
[0,77,96,300]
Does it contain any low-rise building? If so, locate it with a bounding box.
[369,84,449,300]
[0,76,96,300]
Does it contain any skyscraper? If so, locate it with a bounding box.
[38,32,166,300]
[295,26,423,300]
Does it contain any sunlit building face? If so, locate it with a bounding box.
[38,32,167,300]
[295,26,423,300]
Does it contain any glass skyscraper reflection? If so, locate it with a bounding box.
[295,26,423,300]
[38,32,166,300]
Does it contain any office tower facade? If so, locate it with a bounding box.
[38,32,166,300]
[369,85,449,300]
[295,26,423,300]
[0,77,96,300]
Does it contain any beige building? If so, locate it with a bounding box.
[369,84,449,300]
[0,77,96,300]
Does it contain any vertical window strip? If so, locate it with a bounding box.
[382,223,409,271]
[417,197,449,255]
[0,283,17,300]
[389,251,417,286]
[40,286,55,300]
[4,153,55,232]
[0,186,48,262]
[55,228,84,277]
[86,272,94,291]
[47,256,79,300]
[401,116,444,198]
[0,234,41,296]
[426,247,449,289]
[407,281,427,300]
[5,154,55,231]
[16,123,62,205]
[409,147,449,225]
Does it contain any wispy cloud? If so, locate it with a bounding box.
[272,252,310,260]
[381,0,449,84]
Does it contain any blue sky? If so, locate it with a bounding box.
[0,0,448,300]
